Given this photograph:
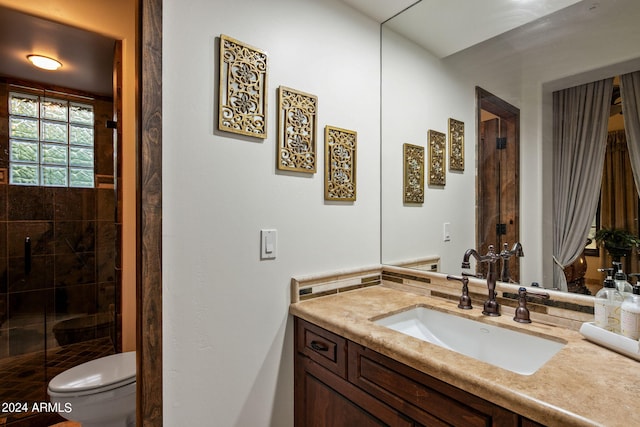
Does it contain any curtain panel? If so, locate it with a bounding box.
[601,130,639,273]
[553,78,614,291]
[621,71,640,198]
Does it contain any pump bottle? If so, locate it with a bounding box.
[594,268,624,333]
[621,283,640,340]
[613,261,633,295]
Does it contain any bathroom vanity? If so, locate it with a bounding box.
[290,266,640,427]
[295,317,540,426]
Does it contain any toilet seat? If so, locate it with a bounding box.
[48,351,136,397]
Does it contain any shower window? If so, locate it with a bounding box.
[8,90,95,188]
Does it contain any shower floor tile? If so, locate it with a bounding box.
[0,337,114,426]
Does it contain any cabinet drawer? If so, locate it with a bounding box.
[296,318,347,378]
[348,343,519,427]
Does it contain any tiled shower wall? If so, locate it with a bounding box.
[0,185,118,357]
[0,81,121,358]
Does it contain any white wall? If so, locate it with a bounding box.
[162,0,380,425]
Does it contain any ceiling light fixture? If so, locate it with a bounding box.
[27,54,62,71]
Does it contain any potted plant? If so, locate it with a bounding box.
[594,227,640,261]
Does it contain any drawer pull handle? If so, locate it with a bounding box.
[310,341,329,352]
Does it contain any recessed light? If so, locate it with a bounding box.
[27,54,62,71]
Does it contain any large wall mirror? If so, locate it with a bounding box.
[381,0,640,295]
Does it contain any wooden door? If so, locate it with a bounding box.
[477,88,520,283]
[478,117,500,270]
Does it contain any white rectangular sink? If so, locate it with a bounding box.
[374,306,565,375]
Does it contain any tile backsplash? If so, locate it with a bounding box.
[292,264,595,330]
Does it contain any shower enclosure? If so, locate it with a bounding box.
[0,82,121,426]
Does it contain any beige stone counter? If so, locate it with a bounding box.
[290,284,640,427]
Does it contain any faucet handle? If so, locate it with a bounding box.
[446,275,473,310]
[513,287,549,323]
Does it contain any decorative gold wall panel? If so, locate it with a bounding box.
[277,86,318,173]
[428,130,446,186]
[403,144,424,203]
[218,34,268,138]
[448,118,464,171]
[325,126,357,201]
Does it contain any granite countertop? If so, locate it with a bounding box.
[289,284,640,427]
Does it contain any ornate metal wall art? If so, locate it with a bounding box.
[218,34,268,138]
[277,86,318,173]
[403,143,424,203]
[448,118,464,171]
[428,130,446,186]
[325,126,357,201]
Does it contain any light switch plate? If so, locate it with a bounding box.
[261,229,277,259]
[443,222,451,242]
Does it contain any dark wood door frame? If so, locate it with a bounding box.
[476,87,520,282]
[139,0,162,425]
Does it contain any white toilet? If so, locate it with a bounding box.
[47,351,136,427]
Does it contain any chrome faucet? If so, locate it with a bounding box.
[462,245,501,316]
[499,242,524,283]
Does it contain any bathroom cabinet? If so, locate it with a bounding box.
[294,318,545,427]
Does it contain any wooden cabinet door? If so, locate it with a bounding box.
[295,318,413,427]
[295,355,413,427]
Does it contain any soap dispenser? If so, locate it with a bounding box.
[621,282,640,340]
[613,261,633,295]
[594,268,624,333]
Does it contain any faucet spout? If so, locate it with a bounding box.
[461,248,479,269]
[461,245,501,316]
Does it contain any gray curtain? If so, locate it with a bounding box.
[553,78,614,291]
[621,71,640,198]
[601,130,639,274]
